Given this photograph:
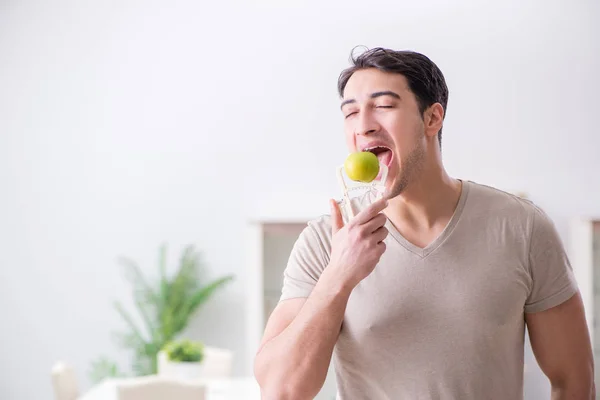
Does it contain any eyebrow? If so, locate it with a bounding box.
[340,91,401,110]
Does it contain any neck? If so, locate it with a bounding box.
[386,157,462,231]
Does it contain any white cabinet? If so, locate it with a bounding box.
[569,218,600,383]
[246,219,338,400]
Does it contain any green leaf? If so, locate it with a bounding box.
[113,301,146,344]
[118,256,159,304]
[158,244,169,314]
[133,296,159,343]
[162,246,202,335]
[88,357,125,383]
[164,339,204,363]
[131,353,153,376]
[173,247,200,295]
[158,243,167,282]
[187,276,234,316]
[112,331,144,350]
[170,275,234,335]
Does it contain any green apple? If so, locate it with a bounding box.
[344,151,380,183]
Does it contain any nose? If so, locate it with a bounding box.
[355,110,380,136]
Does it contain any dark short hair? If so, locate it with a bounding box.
[338,47,449,148]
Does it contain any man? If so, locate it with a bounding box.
[254,47,595,399]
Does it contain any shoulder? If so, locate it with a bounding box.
[463,180,555,241]
[304,214,333,245]
[465,180,541,221]
[466,180,534,213]
[290,214,333,264]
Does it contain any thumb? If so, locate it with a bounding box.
[330,199,345,234]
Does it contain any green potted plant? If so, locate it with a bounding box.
[89,243,234,383]
[159,339,205,380]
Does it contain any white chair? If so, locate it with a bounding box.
[116,375,206,400]
[157,346,233,379]
[51,361,79,400]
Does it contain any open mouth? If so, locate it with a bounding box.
[364,146,393,167]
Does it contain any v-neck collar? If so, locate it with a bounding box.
[386,180,471,259]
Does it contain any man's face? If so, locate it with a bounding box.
[341,68,426,199]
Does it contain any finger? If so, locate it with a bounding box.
[330,199,345,234]
[372,226,389,243]
[352,197,389,226]
[363,214,388,234]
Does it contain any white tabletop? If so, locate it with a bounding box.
[78,376,261,400]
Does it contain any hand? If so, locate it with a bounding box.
[328,197,389,289]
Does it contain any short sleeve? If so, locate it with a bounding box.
[279,219,331,302]
[524,205,579,313]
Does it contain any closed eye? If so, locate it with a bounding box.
[376,105,394,109]
[344,111,358,119]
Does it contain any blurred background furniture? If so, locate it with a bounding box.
[246,219,337,399]
[116,375,206,400]
[78,376,259,400]
[569,218,600,387]
[51,361,80,400]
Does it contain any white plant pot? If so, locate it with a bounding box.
[158,352,205,381]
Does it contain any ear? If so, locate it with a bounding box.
[424,103,444,139]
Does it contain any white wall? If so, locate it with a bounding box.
[1,0,598,399]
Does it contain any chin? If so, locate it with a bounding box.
[379,178,396,200]
[387,174,410,199]
[381,164,398,188]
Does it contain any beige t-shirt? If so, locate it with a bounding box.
[279,180,578,400]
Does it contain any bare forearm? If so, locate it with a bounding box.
[255,266,351,400]
[551,377,595,400]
